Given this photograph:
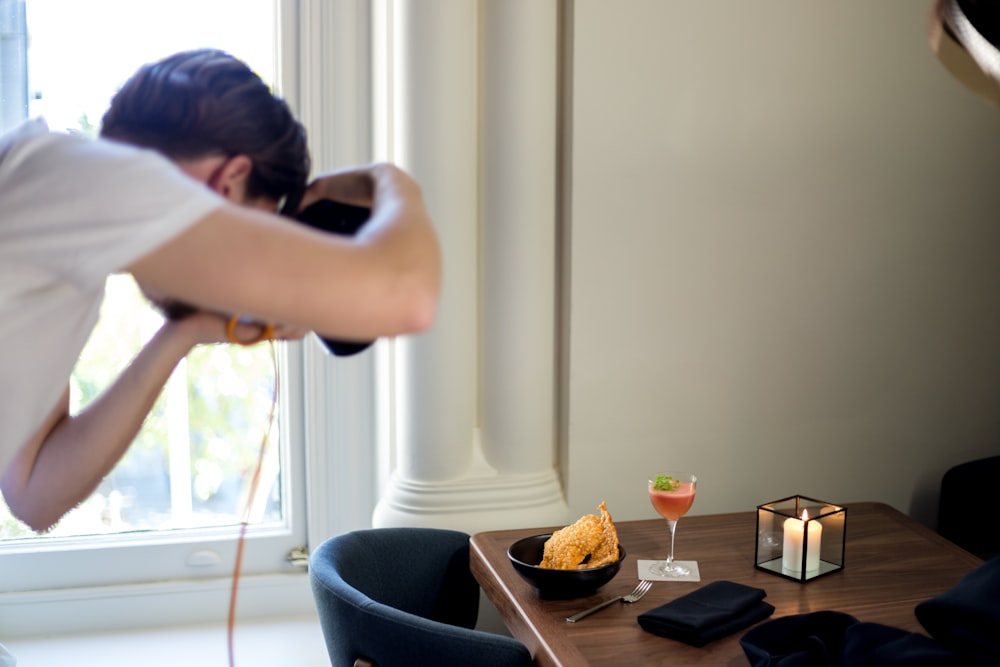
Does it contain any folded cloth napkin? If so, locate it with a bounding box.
[740,610,856,666]
[915,556,1000,665]
[740,611,959,667]
[637,580,774,647]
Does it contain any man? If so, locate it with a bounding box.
[0,49,441,532]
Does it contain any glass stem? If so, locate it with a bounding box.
[666,519,678,565]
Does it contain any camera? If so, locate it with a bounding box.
[295,199,376,356]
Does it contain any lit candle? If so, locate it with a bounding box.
[782,509,822,574]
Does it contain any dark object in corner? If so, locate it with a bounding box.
[938,454,1000,560]
[295,199,376,356]
[741,557,1000,666]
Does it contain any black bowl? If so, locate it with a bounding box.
[507,534,626,599]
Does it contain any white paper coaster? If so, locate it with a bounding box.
[637,559,701,582]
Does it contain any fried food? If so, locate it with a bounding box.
[588,502,620,568]
[539,501,620,570]
[539,514,602,570]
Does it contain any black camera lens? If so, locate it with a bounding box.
[295,199,376,357]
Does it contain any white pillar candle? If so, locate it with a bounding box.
[782,509,823,573]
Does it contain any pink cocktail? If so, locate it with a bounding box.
[649,482,696,521]
[647,472,697,577]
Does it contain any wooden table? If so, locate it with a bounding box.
[470,502,983,667]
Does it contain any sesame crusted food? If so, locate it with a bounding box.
[588,502,620,568]
[539,502,620,570]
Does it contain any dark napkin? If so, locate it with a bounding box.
[740,611,960,667]
[915,556,1000,665]
[637,580,774,647]
[740,610,856,666]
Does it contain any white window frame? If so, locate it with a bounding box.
[0,0,381,637]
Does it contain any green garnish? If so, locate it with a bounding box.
[654,474,680,491]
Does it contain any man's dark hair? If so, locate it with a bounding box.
[100,48,309,213]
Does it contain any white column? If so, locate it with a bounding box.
[481,0,560,475]
[388,0,479,484]
[373,0,567,533]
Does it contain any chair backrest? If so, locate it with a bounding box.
[938,455,1000,560]
[309,527,532,667]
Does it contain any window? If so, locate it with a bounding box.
[1,275,287,537]
[0,0,306,589]
[0,0,380,634]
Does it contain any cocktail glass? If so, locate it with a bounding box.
[648,471,697,577]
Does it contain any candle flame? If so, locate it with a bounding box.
[801,509,810,521]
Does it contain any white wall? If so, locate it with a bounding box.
[563,1,1000,527]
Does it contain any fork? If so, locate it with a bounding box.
[565,579,653,623]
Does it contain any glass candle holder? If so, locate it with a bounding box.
[755,495,846,582]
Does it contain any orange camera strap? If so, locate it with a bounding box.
[226,315,276,346]
[227,339,279,667]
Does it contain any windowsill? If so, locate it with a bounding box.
[2,614,330,667]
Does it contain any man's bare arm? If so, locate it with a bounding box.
[127,163,442,342]
[0,315,297,531]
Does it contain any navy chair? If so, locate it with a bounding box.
[309,527,532,667]
[938,454,1000,560]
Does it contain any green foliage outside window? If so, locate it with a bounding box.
[0,276,281,539]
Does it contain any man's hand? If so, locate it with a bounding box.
[298,165,378,212]
[171,310,308,346]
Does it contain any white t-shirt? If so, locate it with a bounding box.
[0,118,224,475]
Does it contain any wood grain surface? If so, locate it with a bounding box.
[470,503,983,667]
